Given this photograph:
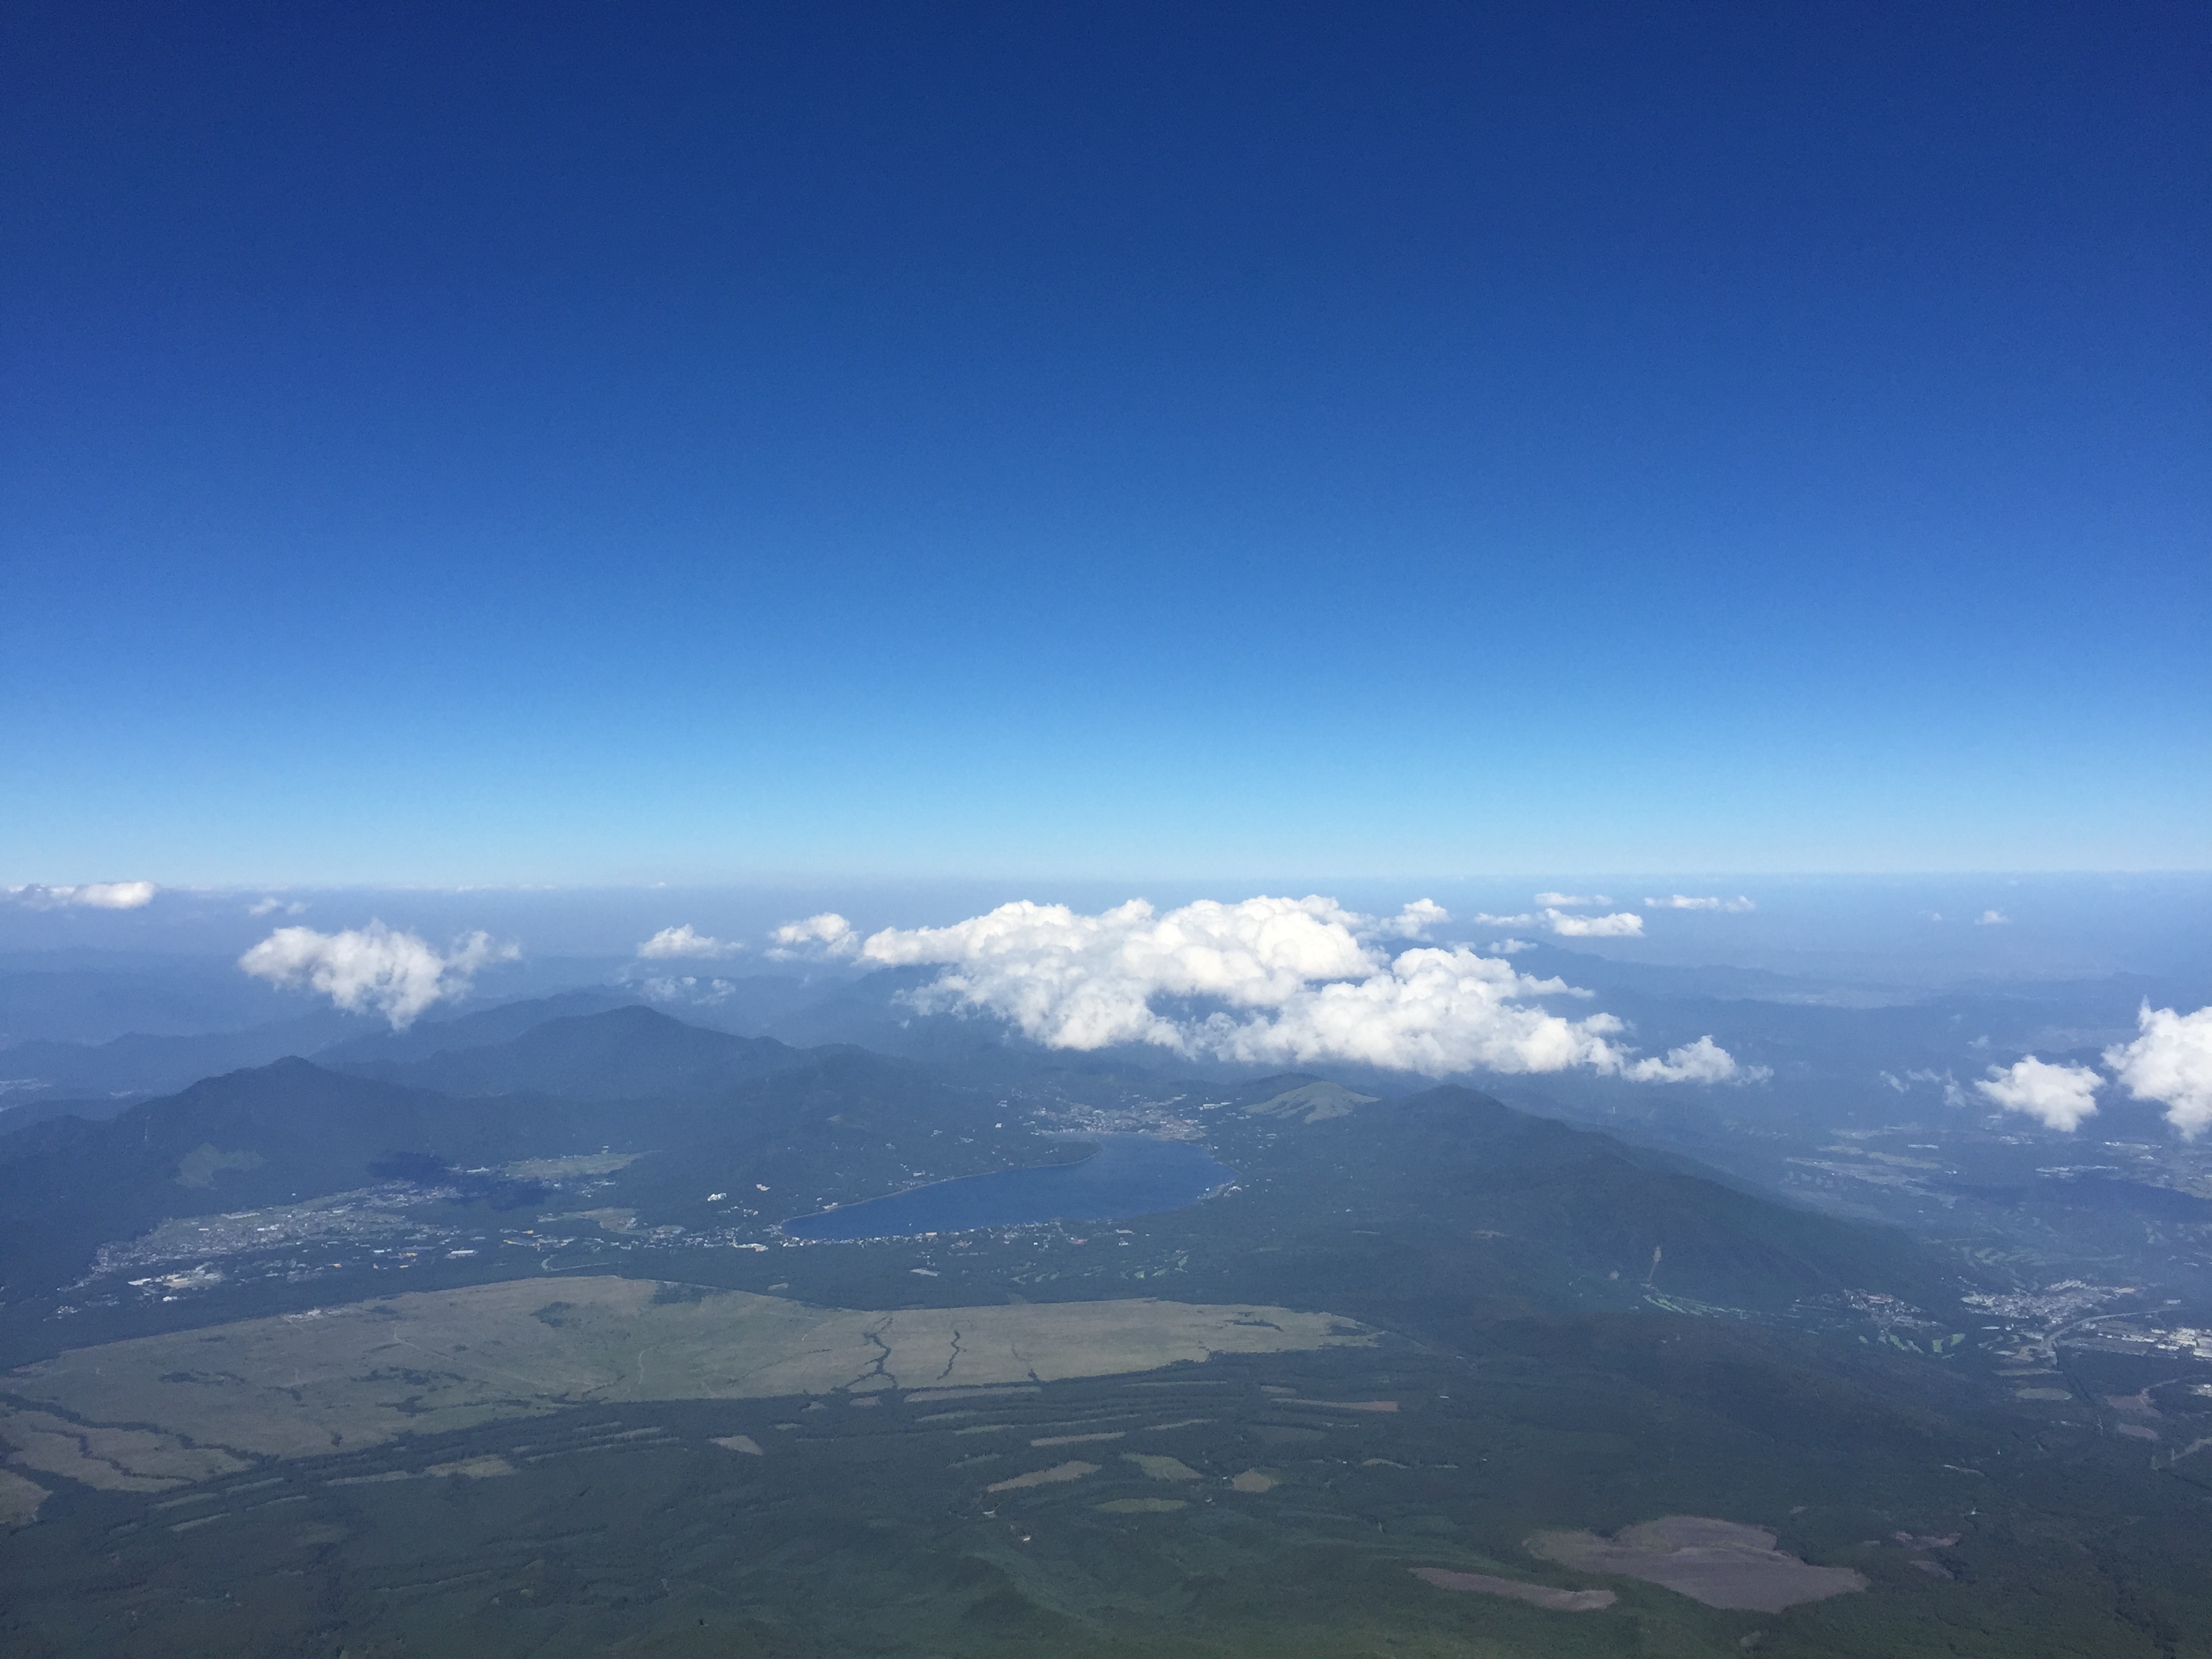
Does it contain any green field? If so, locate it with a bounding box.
[7,1271,2212,1657]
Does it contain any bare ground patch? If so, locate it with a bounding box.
[1528,1517,1867,1613]
[1123,1453,1202,1481]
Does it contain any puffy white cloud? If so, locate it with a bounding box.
[786,894,1750,1084]
[2105,1004,2212,1139]
[7,880,159,909]
[1534,892,1610,907]
[1975,909,2010,926]
[767,912,862,960]
[636,924,740,960]
[1378,898,1449,939]
[238,922,516,1029]
[1973,1057,2101,1131]
[248,897,308,917]
[1624,1036,1757,1084]
[1487,937,1535,954]
[1542,909,1645,938]
[858,896,1380,1048]
[1643,895,1756,912]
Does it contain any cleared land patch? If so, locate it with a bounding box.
[325,1454,516,1488]
[0,1277,1367,1486]
[1244,1082,1375,1122]
[1124,1453,1202,1481]
[501,1153,640,1180]
[424,1455,514,1479]
[905,1385,1042,1404]
[0,1407,248,1492]
[1412,1568,1614,1612]
[1098,1497,1187,1513]
[0,1467,49,1526]
[1231,1469,1279,1492]
[1528,1516,1867,1613]
[986,1460,1098,1492]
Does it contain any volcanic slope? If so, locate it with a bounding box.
[330,1004,813,1099]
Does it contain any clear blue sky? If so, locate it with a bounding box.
[5,2,2205,885]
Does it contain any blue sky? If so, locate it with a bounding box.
[5,3,2205,885]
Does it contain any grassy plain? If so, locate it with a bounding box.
[7,1048,2212,1655]
[9,1330,2207,1659]
[1,1276,1371,1479]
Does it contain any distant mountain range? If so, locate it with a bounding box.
[0,998,1961,1352]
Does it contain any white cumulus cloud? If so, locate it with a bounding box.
[7,880,159,909]
[768,912,862,960]
[2105,1004,2212,1139]
[1643,895,1755,912]
[1542,909,1645,938]
[637,924,741,960]
[238,922,517,1029]
[1623,1035,1749,1084]
[1534,892,1610,907]
[778,894,1750,1084]
[1974,1057,2101,1131]
[1975,909,2010,926]
[248,896,308,917]
[1378,898,1449,939]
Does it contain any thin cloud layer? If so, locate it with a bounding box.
[1472,906,1647,938]
[6,880,159,909]
[1974,1057,2101,1131]
[2106,1005,2212,1139]
[1643,894,1755,912]
[637,924,740,960]
[238,922,516,1029]
[772,895,1751,1084]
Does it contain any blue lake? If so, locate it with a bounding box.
[781,1135,1236,1242]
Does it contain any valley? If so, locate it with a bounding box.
[5,994,2212,1655]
